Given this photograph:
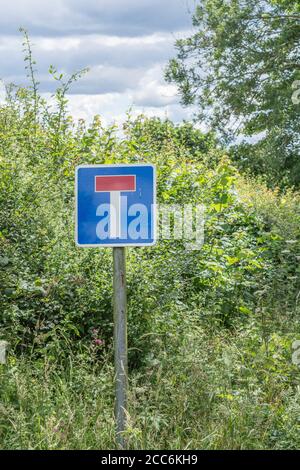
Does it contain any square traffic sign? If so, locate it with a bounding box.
[75,164,156,247]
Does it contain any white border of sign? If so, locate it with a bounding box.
[75,164,157,247]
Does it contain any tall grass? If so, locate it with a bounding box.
[1,318,300,450]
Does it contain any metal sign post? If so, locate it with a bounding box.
[75,164,156,448]
[113,246,128,449]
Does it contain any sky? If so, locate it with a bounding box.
[0,0,196,126]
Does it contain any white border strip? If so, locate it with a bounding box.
[75,164,157,248]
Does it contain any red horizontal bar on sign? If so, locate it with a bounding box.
[95,175,136,192]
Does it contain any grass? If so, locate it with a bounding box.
[1,321,300,450]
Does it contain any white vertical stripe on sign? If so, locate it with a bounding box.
[110,191,121,239]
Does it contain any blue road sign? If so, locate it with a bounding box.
[75,164,156,247]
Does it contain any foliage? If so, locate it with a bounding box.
[166,0,300,186]
[1,324,300,450]
[1,33,300,449]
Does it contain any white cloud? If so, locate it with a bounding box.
[64,90,194,128]
[62,62,190,126]
[0,32,184,93]
[133,64,178,107]
[0,1,197,126]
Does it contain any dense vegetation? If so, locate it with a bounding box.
[1,21,300,449]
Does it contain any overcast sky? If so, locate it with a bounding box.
[0,0,196,125]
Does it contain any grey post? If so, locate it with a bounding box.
[113,247,128,449]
